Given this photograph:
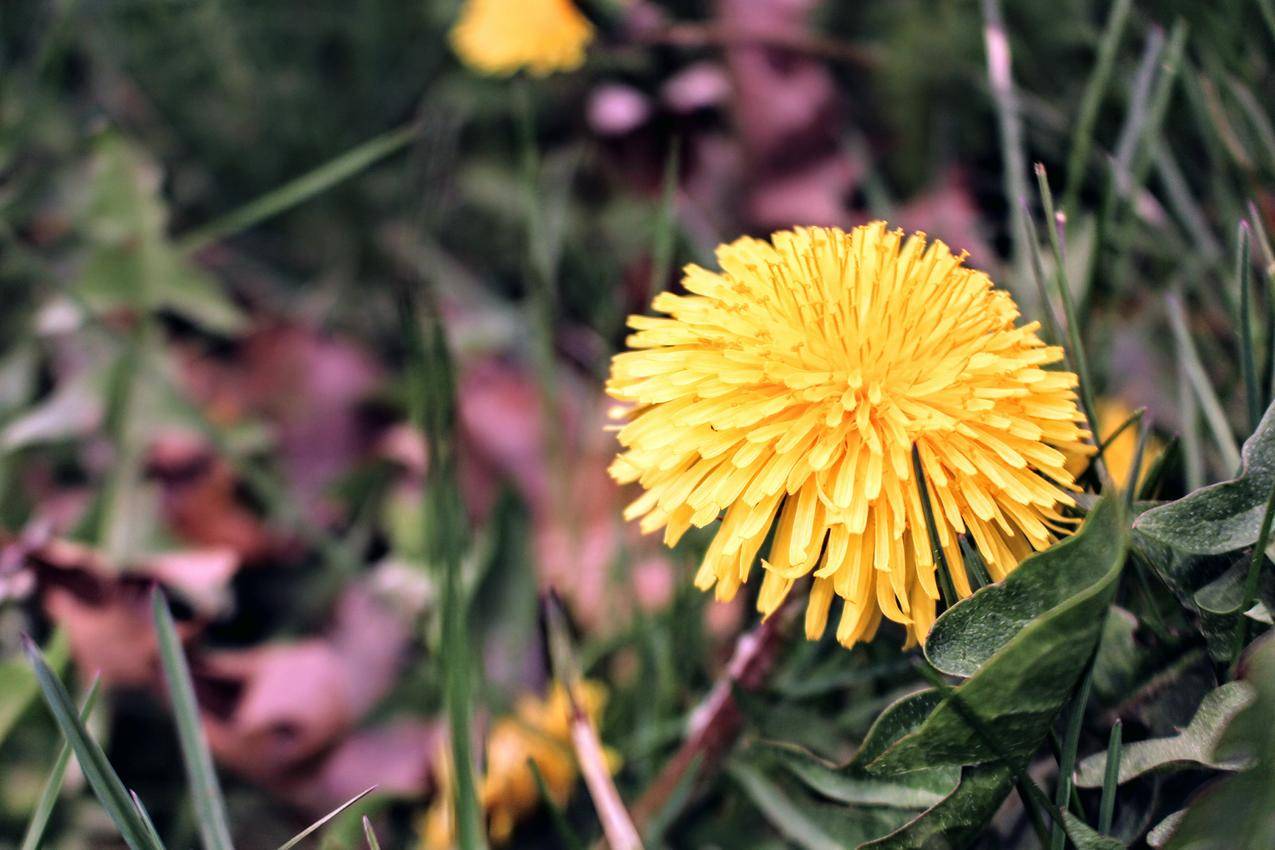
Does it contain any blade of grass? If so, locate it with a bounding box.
[1098,719,1122,835]
[1126,418,1151,509]
[1231,478,1275,665]
[177,121,422,254]
[399,288,486,850]
[980,0,1032,302]
[19,678,102,850]
[1061,0,1133,216]
[1,629,69,748]
[1022,199,1067,347]
[912,445,958,607]
[276,786,377,850]
[648,139,681,298]
[1138,435,1179,501]
[1176,353,1205,491]
[152,590,234,850]
[1050,657,1097,850]
[1249,202,1275,404]
[528,758,587,850]
[1154,140,1223,264]
[1036,165,1103,477]
[361,816,381,850]
[130,791,165,850]
[21,635,164,850]
[1239,222,1261,432]
[1166,293,1243,472]
[1259,0,1275,42]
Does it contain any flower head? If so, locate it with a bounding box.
[421,682,612,849]
[607,223,1090,647]
[450,0,593,78]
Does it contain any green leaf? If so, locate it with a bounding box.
[857,765,1016,850]
[729,761,915,850]
[868,496,1129,772]
[1061,812,1128,850]
[1194,557,1275,616]
[78,135,246,334]
[1075,682,1255,787]
[152,590,235,850]
[1133,400,1275,605]
[1161,635,1275,849]
[0,630,68,748]
[21,635,165,850]
[760,690,960,810]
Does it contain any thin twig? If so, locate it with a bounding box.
[627,602,796,830]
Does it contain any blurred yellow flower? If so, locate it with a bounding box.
[421,682,613,849]
[1067,398,1159,489]
[450,0,593,77]
[607,223,1090,648]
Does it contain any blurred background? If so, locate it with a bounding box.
[1,0,1273,847]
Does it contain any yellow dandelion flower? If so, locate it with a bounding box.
[421,682,614,849]
[450,0,593,78]
[1066,398,1160,489]
[607,222,1091,648]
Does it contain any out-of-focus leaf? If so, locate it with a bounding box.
[868,496,1129,772]
[0,630,69,747]
[1075,682,1255,787]
[1134,400,1275,605]
[76,135,246,334]
[1092,607,1140,704]
[729,761,914,850]
[1161,635,1275,849]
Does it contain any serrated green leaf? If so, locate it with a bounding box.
[1075,682,1255,787]
[1134,400,1275,605]
[868,496,1129,773]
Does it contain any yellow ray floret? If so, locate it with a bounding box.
[450,0,593,77]
[606,222,1090,648]
[421,682,616,848]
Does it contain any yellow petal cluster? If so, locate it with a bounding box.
[421,682,612,849]
[450,0,593,78]
[607,223,1090,647]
